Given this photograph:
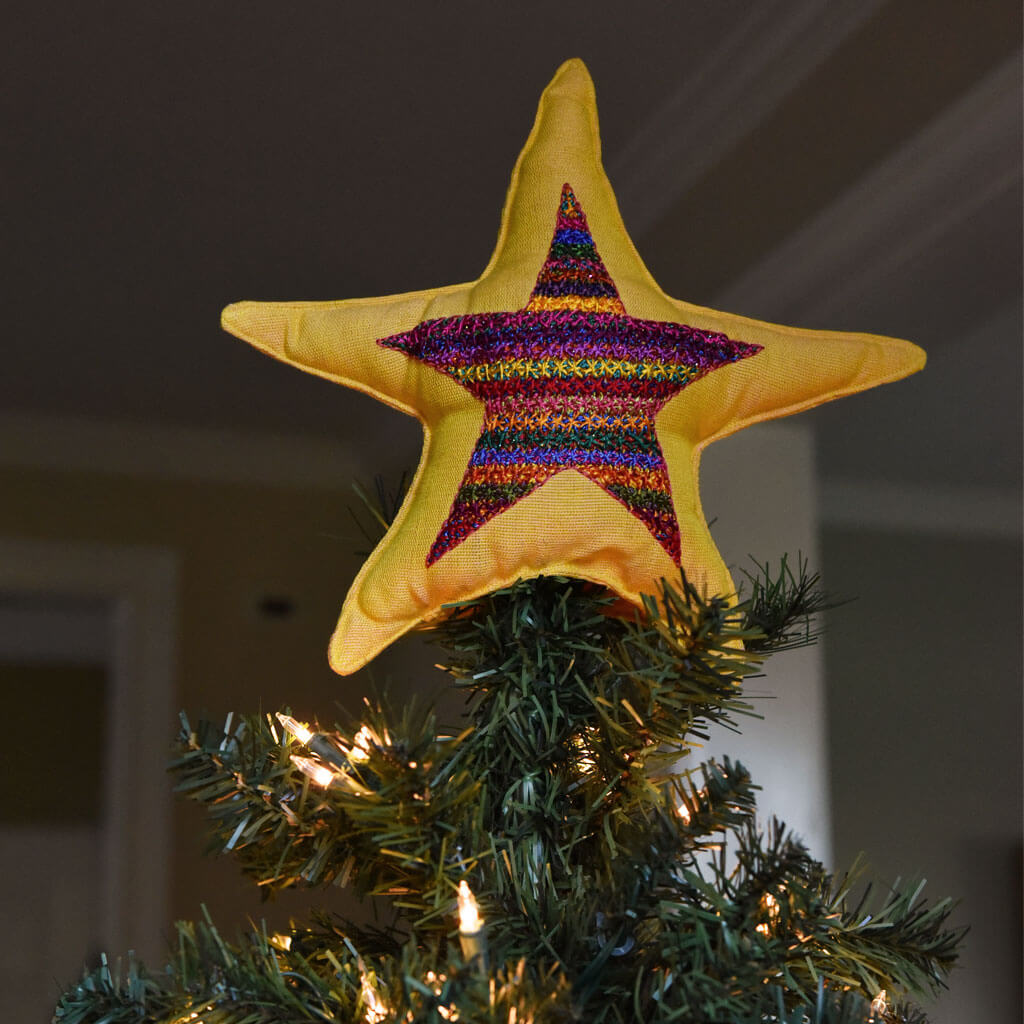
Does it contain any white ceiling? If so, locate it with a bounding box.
[2,1,1021,513]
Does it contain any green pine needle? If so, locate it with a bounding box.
[54,569,963,1024]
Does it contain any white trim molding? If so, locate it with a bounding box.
[2,411,1018,541]
[713,53,1022,323]
[610,0,888,236]
[0,537,177,962]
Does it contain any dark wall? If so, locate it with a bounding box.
[823,526,1022,1023]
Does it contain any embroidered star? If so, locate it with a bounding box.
[220,59,925,674]
[381,184,761,567]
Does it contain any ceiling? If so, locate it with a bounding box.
[3,0,1021,505]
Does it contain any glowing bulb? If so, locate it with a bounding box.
[455,879,488,966]
[270,932,292,951]
[457,880,481,934]
[349,725,374,762]
[676,801,691,824]
[568,733,596,774]
[290,754,336,788]
[870,990,887,1017]
[360,966,388,1024]
[756,893,780,937]
[276,713,313,745]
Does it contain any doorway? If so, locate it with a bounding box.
[0,538,176,1019]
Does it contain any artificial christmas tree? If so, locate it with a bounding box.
[54,60,962,1023]
[53,568,962,1023]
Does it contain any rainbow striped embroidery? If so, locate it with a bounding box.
[379,184,761,567]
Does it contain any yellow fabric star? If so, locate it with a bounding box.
[222,59,924,675]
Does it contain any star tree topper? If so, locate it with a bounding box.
[222,59,924,674]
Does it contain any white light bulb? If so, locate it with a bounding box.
[276,713,313,745]
[360,967,388,1024]
[457,880,481,934]
[290,754,336,788]
[349,725,374,762]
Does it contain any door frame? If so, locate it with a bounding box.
[0,536,176,962]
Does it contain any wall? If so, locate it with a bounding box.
[701,424,829,863]
[0,462,379,941]
[0,418,828,980]
[822,527,1022,1024]
[5,420,1016,1022]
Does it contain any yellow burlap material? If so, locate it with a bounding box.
[222,59,924,674]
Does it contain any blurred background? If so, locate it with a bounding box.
[0,2,1019,1020]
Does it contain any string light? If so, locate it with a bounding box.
[457,880,488,966]
[276,712,313,745]
[676,800,691,825]
[170,1008,216,1024]
[349,725,374,762]
[568,732,596,775]
[290,754,336,788]
[870,990,888,1018]
[457,880,481,933]
[756,893,780,938]
[359,964,388,1024]
[277,712,351,767]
